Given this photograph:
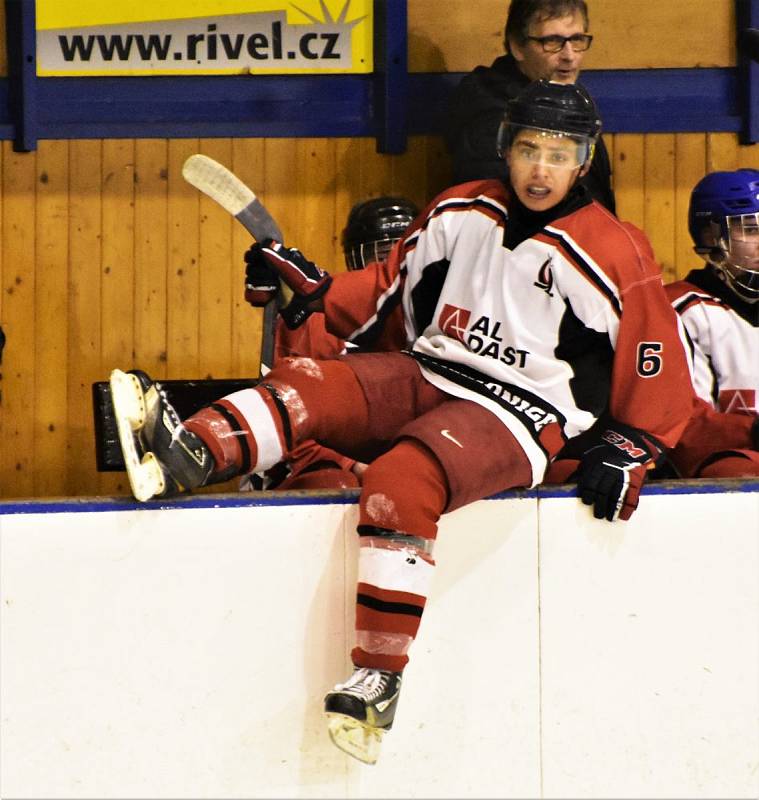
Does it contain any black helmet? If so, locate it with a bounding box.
[341,196,419,270]
[507,79,601,137]
[497,79,601,165]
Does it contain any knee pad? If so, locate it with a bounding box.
[359,439,448,541]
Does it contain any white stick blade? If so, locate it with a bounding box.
[182,154,256,217]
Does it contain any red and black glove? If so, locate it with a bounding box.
[243,243,280,307]
[258,239,332,304]
[279,294,314,330]
[576,423,664,522]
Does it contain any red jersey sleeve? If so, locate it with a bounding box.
[321,243,408,351]
[604,222,696,448]
[273,314,346,362]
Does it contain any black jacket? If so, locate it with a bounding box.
[445,54,616,215]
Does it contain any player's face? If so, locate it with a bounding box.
[510,11,588,84]
[727,214,759,266]
[719,213,759,301]
[507,128,586,212]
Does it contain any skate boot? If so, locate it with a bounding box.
[109,368,214,501]
[324,667,402,765]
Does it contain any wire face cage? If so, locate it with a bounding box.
[345,238,397,271]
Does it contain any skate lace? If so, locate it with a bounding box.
[155,383,181,426]
[339,668,392,702]
[154,383,192,447]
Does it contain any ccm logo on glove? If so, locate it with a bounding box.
[600,429,648,459]
[577,423,663,523]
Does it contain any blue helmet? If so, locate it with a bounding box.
[688,169,759,302]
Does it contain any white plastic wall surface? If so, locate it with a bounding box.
[1,481,757,800]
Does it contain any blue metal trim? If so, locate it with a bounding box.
[409,68,741,136]
[373,0,408,154]
[0,67,745,147]
[535,478,759,500]
[1,478,756,515]
[0,491,361,515]
[582,68,740,133]
[736,0,759,143]
[4,0,38,151]
[31,74,375,139]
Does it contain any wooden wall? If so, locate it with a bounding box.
[0,136,452,498]
[1,0,757,499]
[408,0,734,71]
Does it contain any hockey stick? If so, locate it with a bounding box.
[181,153,282,374]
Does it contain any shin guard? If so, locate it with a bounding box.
[184,386,290,477]
[352,527,436,673]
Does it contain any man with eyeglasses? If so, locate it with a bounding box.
[446,0,615,214]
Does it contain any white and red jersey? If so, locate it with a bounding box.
[665,267,759,415]
[324,180,694,484]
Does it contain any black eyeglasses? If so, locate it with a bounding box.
[525,33,593,53]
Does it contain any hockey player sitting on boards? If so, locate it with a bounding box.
[663,169,759,478]
[240,195,418,491]
[109,79,694,764]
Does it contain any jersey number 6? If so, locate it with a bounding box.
[637,342,663,377]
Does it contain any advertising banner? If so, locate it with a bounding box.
[36,0,373,75]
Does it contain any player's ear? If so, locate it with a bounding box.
[578,162,591,178]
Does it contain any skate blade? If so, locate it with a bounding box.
[325,712,384,765]
[109,369,166,502]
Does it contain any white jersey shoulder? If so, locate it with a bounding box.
[670,282,759,413]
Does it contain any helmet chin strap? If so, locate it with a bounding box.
[709,249,759,304]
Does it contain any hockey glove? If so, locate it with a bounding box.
[576,423,664,522]
[258,239,332,303]
[279,293,315,330]
[244,243,280,307]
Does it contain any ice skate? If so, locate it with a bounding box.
[109,369,214,501]
[324,667,402,765]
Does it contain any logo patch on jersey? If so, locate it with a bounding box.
[440,429,464,448]
[439,304,471,342]
[534,257,554,296]
[718,388,757,415]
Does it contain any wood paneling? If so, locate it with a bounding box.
[35,141,70,496]
[67,141,102,495]
[644,134,677,283]
[99,140,135,496]
[1,141,35,498]
[3,130,759,499]
[167,138,202,379]
[408,0,734,72]
[133,140,168,377]
[612,133,645,228]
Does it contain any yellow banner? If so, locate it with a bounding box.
[36,0,373,75]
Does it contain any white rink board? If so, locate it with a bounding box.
[0,482,757,800]
[538,490,759,800]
